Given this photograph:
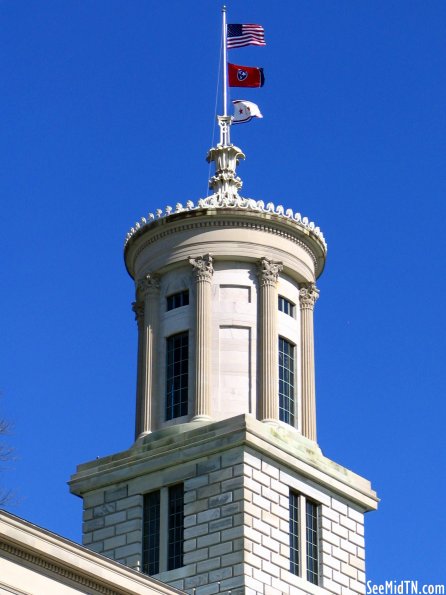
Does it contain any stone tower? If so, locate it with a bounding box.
[70,116,378,595]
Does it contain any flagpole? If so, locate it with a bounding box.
[219,5,231,147]
[222,5,228,117]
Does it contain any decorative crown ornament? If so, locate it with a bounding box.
[189,254,214,282]
[124,116,326,254]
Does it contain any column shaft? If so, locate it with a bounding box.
[134,274,160,439]
[257,258,283,423]
[190,255,213,420]
[299,284,319,441]
[132,301,144,439]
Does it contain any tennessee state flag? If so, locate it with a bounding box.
[228,63,265,88]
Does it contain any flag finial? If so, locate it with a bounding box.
[207,116,245,199]
[206,140,245,200]
[218,115,232,147]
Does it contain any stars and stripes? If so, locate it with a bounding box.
[227,24,266,49]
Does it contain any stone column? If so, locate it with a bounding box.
[257,258,283,423]
[132,300,145,439]
[189,254,214,421]
[132,273,160,439]
[299,283,320,441]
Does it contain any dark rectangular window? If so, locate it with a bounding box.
[290,491,320,584]
[166,332,189,420]
[279,295,295,317]
[289,491,300,576]
[306,500,319,584]
[166,290,189,311]
[142,491,160,575]
[279,337,295,425]
[167,484,184,571]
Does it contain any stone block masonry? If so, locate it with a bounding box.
[83,485,143,569]
[80,450,368,594]
[72,415,377,595]
[241,451,368,595]
[81,448,248,594]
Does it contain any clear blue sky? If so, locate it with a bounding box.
[1,0,445,586]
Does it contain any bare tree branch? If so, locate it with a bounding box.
[0,403,16,505]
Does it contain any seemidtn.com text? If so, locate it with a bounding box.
[367,581,445,595]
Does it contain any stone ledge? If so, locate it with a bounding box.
[69,415,378,511]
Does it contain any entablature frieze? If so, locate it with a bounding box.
[125,212,326,282]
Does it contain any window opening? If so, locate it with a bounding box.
[279,295,295,317]
[167,484,184,570]
[166,332,189,420]
[166,290,189,311]
[142,491,160,575]
[279,337,295,425]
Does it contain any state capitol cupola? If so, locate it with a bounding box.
[123,113,327,443]
[70,10,377,594]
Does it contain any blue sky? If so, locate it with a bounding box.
[1,0,445,586]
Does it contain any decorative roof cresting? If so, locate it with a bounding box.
[124,116,326,250]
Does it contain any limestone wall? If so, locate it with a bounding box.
[79,432,370,595]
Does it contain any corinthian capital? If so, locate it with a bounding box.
[136,273,160,299]
[189,254,214,282]
[257,258,283,287]
[299,283,320,310]
[131,300,145,324]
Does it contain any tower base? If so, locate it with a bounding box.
[70,415,377,595]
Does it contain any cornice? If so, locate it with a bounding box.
[124,197,327,251]
[0,510,184,595]
[124,211,325,279]
[70,415,378,512]
[0,541,119,595]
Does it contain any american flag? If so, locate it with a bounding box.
[227,24,266,49]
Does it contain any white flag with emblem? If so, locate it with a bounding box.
[232,100,263,124]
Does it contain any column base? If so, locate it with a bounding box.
[261,418,279,426]
[135,430,151,443]
[191,415,213,423]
